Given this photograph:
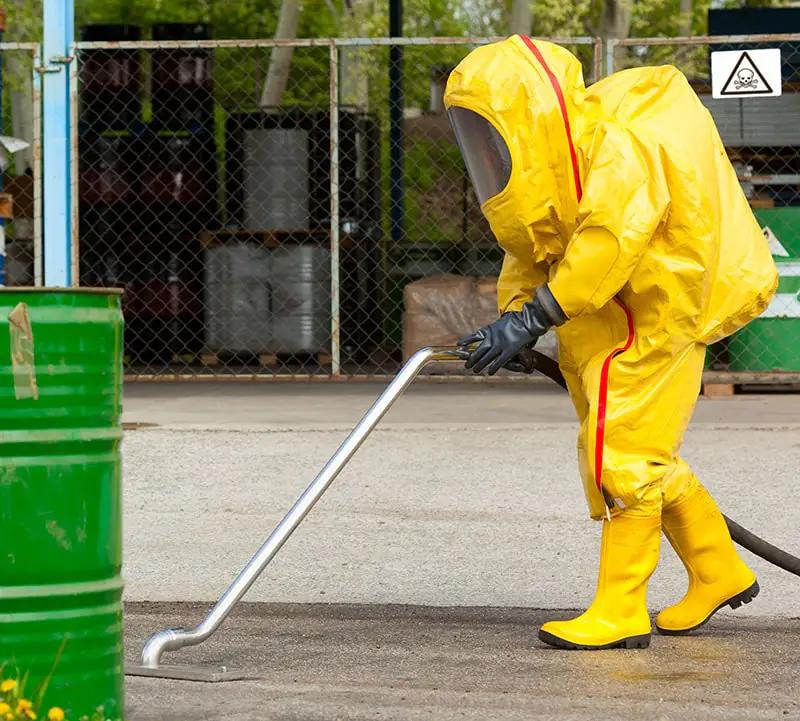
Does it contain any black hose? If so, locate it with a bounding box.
[528,349,800,578]
[723,515,800,576]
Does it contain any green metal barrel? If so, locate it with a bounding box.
[0,289,124,719]
[729,261,800,372]
[729,207,800,372]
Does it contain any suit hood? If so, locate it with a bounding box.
[444,36,587,263]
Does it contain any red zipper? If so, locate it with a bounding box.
[594,298,635,492]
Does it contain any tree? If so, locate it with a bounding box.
[260,0,302,108]
[600,0,632,68]
[601,0,632,43]
[509,0,532,35]
[679,0,692,36]
[324,0,370,109]
[4,0,40,172]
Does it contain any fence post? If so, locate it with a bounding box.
[329,40,341,376]
[604,38,616,77]
[591,37,603,82]
[389,10,406,243]
[41,0,75,286]
[69,41,79,285]
[32,47,42,286]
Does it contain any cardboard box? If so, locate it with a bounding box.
[402,273,558,368]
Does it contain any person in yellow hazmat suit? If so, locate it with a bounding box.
[446,36,778,650]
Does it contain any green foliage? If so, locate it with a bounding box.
[532,0,592,37]
[75,0,282,39]
[16,0,760,243]
[4,1,41,42]
[403,134,466,242]
[20,0,735,111]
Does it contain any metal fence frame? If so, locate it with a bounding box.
[61,34,800,384]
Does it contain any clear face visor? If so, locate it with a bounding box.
[447,106,512,205]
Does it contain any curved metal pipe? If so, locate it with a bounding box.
[141,346,465,668]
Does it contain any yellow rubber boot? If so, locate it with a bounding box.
[539,514,660,650]
[656,485,758,635]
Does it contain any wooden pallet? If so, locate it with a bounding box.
[199,228,356,250]
[702,381,800,397]
[702,382,735,398]
[123,353,199,366]
[199,351,333,369]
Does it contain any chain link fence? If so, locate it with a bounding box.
[609,34,800,386]
[64,33,800,382]
[70,35,599,379]
[76,36,328,376]
[0,44,41,290]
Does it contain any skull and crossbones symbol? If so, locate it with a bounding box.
[734,67,758,90]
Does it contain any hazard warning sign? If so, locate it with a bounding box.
[711,48,782,99]
[763,226,790,257]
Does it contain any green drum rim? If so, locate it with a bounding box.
[0,287,124,295]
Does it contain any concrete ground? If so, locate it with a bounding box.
[121,381,800,720]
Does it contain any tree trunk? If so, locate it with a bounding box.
[679,0,692,36]
[7,54,33,173]
[601,0,632,72]
[339,0,369,109]
[509,0,532,35]
[260,0,301,108]
[674,0,695,71]
[601,0,632,41]
[4,0,38,172]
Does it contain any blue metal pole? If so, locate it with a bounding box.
[42,0,74,286]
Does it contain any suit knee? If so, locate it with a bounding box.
[661,460,700,509]
[597,457,664,517]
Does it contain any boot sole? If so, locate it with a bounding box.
[538,629,651,650]
[656,580,760,636]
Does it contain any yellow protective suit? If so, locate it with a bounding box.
[445,37,778,519]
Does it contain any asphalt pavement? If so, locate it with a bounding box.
[121,381,800,720]
[125,602,800,721]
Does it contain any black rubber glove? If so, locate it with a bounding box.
[457,286,566,376]
[503,347,537,374]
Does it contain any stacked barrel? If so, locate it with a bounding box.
[79,24,216,364]
[79,27,387,371]
[214,109,383,364]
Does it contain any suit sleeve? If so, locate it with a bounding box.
[496,250,550,315]
[547,123,670,318]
